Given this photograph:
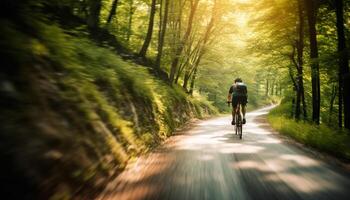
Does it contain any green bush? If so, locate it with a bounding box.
[268,104,350,160]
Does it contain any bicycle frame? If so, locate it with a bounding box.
[234,103,243,139]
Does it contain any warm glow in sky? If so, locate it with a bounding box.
[235,13,249,28]
[234,0,252,3]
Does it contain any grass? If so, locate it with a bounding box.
[268,103,350,160]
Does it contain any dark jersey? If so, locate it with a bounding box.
[229,83,247,97]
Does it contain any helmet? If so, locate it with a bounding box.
[234,78,242,83]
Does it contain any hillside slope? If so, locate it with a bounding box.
[0,19,217,199]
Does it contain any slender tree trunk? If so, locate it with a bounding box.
[270,79,274,96]
[169,0,199,83]
[189,65,198,95]
[296,0,306,120]
[301,89,307,117]
[335,0,350,129]
[292,91,296,118]
[182,72,191,90]
[127,0,135,42]
[305,0,320,124]
[184,50,203,91]
[344,74,350,129]
[265,79,269,96]
[183,2,216,91]
[295,83,302,119]
[280,84,283,96]
[176,37,200,83]
[106,0,119,24]
[275,83,278,96]
[87,0,102,30]
[139,0,157,58]
[329,84,337,124]
[156,0,170,71]
[288,65,298,118]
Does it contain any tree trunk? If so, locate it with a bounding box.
[169,0,199,83]
[329,84,337,124]
[265,79,269,96]
[183,2,216,91]
[275,83,278,96]
[335,0,350,129]
[295,82,302,120]
[126,0,135,42]
[106,0,119,24]
[301,84,307,119]
[189,65,198,95]
[87,0,102,30]
[280,84,283,96]
[344,74,350,129]
[304,0,320,124]
[296,0,306,120]
[156,0,170,71]
[182,72,191,90]
[139,0,157,58]
[270,79,275,96]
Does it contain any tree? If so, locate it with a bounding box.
[155,0,170,71]
[106,0,119,25]
[126,0,136,42]
[139,0,157,58]
[87,0,102,30]
[304,0,321,124]
[335,0,350,129]
[169,0,199,83]
[294,0,307,120]
[182,0,219,92]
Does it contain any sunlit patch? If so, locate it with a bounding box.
[220,143,265,154]
[246,111,269,116]
[176,132,226,150]
[235,160,260,169]
[280,154,318,167]
[257,138,281,144]
[198,118,228,126]
[197,154,214,161]
[276,173,342,193]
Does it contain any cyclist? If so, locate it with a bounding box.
[227,78,248,125]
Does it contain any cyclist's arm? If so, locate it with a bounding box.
[227,86,233,102]
[227,93,232,102]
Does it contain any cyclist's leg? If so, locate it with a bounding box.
[232,106,237,125]
[231,96,238,125]
[241,96,247,124]
[242,105,246,124]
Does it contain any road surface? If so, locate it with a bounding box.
[98,106,350,200]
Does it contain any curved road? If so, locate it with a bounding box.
[98,106,350,200]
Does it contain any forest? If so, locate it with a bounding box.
[0,0,350,199]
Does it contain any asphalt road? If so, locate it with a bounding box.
[98,106,350,200]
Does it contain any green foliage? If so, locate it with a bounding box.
[0,18,217,199]
[268,104,350,160]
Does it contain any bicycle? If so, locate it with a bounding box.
[228,101,243,139]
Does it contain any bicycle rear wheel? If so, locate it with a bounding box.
[234,115,238,135]
[238,114,243,139]
[239,124,243,139]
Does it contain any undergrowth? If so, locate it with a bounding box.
[0,19,218,199]
[268,103,350,160]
